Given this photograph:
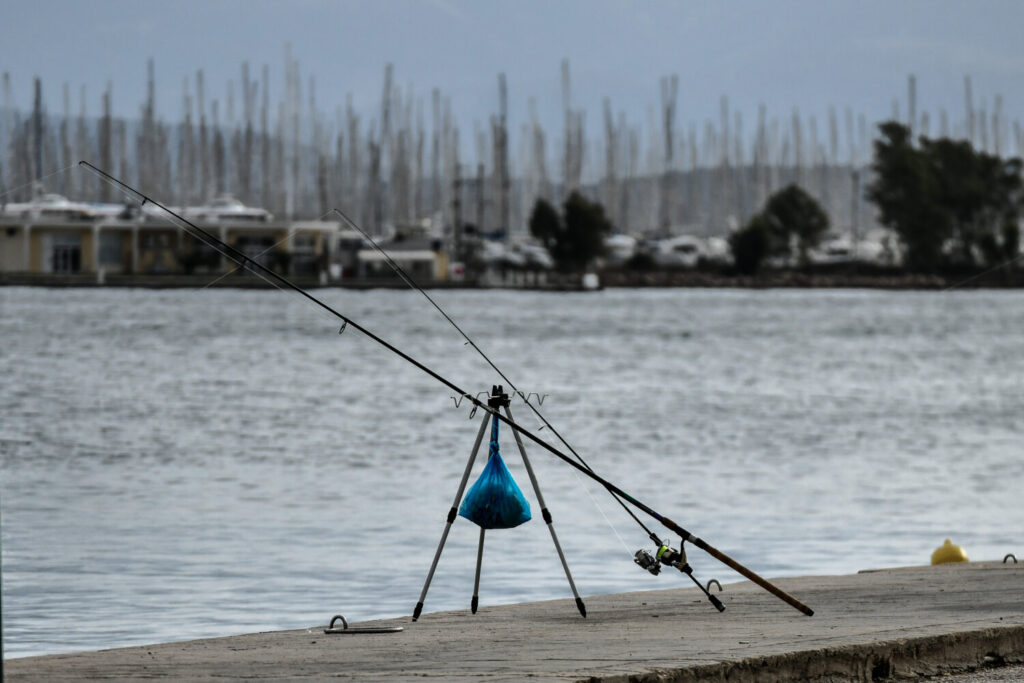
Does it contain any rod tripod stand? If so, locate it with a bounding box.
[412,385,586,621]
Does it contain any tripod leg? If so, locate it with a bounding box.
[503,404,587,618]
[412,412,490,621]
[471,527,485,613]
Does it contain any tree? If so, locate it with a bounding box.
[528,198,561,256]
[867,121,1024,271]
[923,137,1022,266]
[729,215,771,275]
[561,191,613,271]
[868,122,953,271]
[732,184,829,271]
[528,192,612,272]
[761,184,829,264]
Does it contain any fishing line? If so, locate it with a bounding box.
[77,160,813,617]
[84,169,349,336]
[0,163,83,204]
[201,209,337,290]
[566,468,634,554]
[330,208,658,551]
[941,253,1024,291]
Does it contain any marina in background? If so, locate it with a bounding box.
[2,63,1022,289]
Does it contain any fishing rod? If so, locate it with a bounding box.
[331,210,731,611]
[329,209,661,538]
[78,160,813,617]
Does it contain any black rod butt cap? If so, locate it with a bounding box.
[471,596,479,614]
[575,597,587,618]
[412,602,423,622]
[710,595,726,612]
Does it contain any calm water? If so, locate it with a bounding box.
[1,286,1022,658]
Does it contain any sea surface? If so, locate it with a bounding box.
[1,286,1022,658]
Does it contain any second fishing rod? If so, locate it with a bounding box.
[330,209,699,568]
[79,160,812,618]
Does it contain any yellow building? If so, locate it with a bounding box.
[0,195,339,279]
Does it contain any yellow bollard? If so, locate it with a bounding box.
[931,539,969,565]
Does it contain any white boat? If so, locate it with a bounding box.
[703,236,731,264]
[1,193,98,221]
[604,234,637,265]
[811,232,891,265]
[478,239,554,269]
[181,195,272,223]
[653,235,704,267]
[516,243,554,269]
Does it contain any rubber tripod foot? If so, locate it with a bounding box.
[412,602,423,622]
[575,597,587,618]
[471,595,479,614]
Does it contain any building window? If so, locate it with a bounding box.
[140,233,171,249]
[50,233,82,273]
[99,232,123,266]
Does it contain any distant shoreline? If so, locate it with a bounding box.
[597,267,1021,290]
[2,266,1021,290]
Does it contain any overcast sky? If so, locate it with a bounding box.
[3,0,1022,148]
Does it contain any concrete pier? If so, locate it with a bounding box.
[7,561,1023,681]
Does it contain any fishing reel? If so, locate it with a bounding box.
[655,543,689,572]
[633,549,661,575]
[634,543,689,574]
[634,539,726,613]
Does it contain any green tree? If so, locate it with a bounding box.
[867,121,1024,271]
[528,198,561,256]
[528,192,612,271]
[923,137,1022,266]
[729,215,771,275]
[732,183,829,271]
[867,122,950,271]
[561,191,613,270]
[761,184,830,264]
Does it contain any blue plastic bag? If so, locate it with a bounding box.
[458,416,532,529]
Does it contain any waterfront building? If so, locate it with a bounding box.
[0,194,340,280]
